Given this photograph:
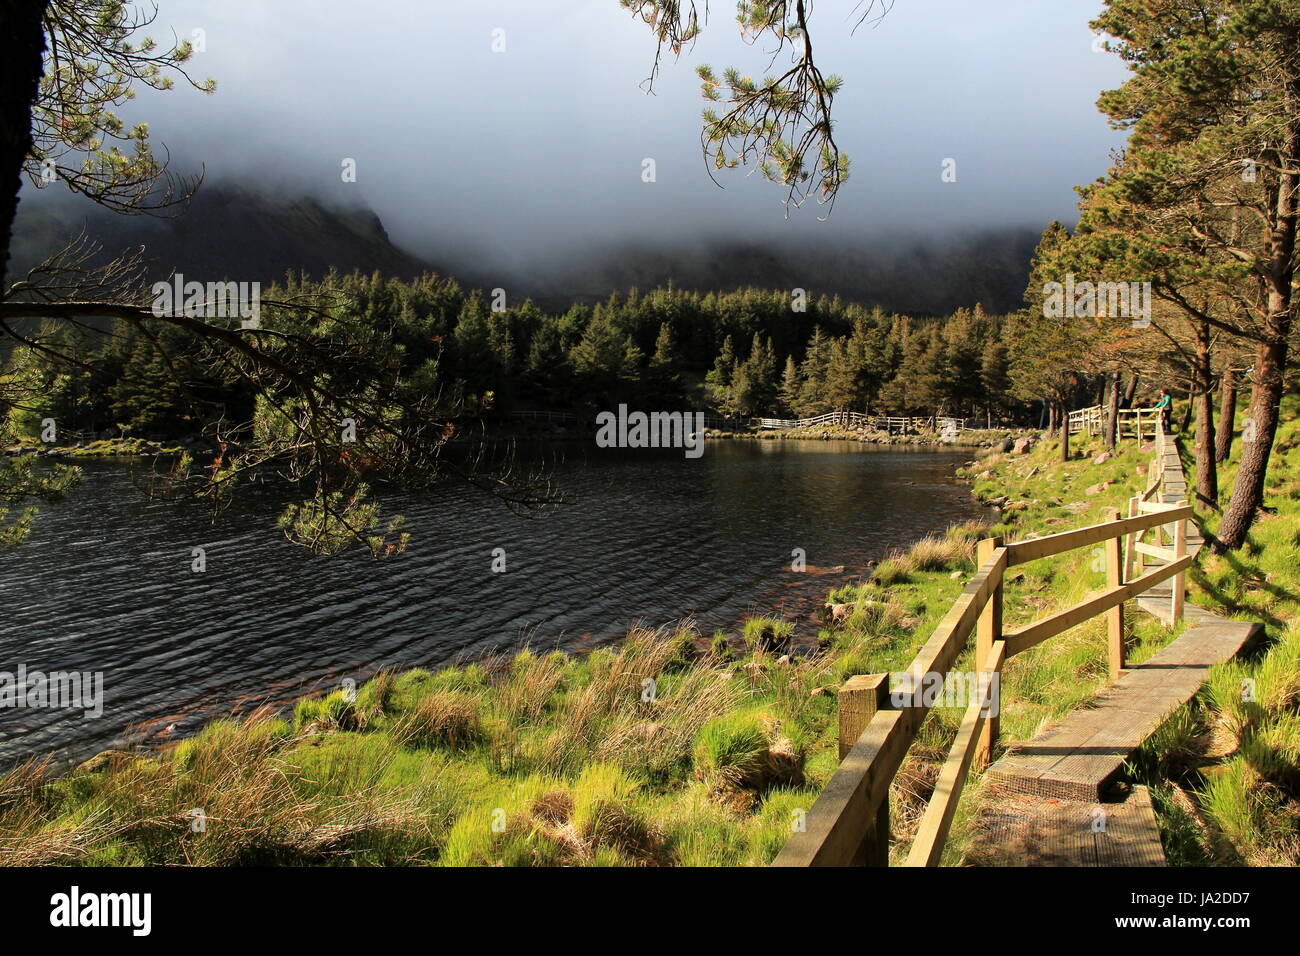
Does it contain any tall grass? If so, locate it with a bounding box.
[7,403,1293,866]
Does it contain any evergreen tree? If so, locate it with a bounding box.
[778,355,801,416]
[796,326,833,415]
[1006,221,1092,459]
[706,334,737,411]
[980,338,1011,425]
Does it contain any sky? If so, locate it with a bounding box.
[54,0,1133,275]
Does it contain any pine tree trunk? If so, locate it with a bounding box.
[1215,368,1237,463]
[1059,401,1070,462]
[1193,322,1217,507]
[1217,82,1299,550]
[1124,374,1140,406]
[1105,373,1120,450]
[1218,340,1288,549]
[0,3,49,293]
[1179,393,1193,432]
[1194,390,1218,506]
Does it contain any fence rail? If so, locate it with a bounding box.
[1068,404,1162,440]
[772,427,1190,867]
[505,409,1002,435]
[505,411,754,431]
[755,412,984,434]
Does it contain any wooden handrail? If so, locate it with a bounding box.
[773,450,1193,867]
[1004,506,1192,565]
[903,639,1006,866]
[772,547,1007,867]
[1002,553,1193,658]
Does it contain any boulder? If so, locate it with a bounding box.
[1011,437,1036,455]
[1085,481,1112,495]
[822,603,854,626]
[1092,452,1111,465]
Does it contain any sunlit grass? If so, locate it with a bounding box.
[3,401,1295,866]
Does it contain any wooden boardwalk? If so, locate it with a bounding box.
[971,433,1261,866]
[967,786,1167,867]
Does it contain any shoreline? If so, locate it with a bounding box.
[5,425,1029,459]
[5,443,987,774]
[9,419,1296,866]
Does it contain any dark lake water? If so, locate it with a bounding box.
[0,440,979,764]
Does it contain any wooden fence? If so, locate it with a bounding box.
[772,453,1191,867]
[507,409,990,436]
[505,411,753,431]
[1068,404,1162,440]
[755,412,978,434]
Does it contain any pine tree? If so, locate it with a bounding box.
[980,338,1011,426]
[706,334,737,410]
[779,355,801,416]
[1006,221,1092,460]
[797,326,832,415]
[1074,0,1300,546]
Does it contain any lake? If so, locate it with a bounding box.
[0,439,980,764]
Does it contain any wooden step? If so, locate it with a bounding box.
[985,617,1262,801]
[967,785,1166,866]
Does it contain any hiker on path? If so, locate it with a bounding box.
[1154,388,1172,431]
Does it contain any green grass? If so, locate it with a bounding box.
[1132,387,1300,866]
[0,522,997,867]
[3,402,1293,866]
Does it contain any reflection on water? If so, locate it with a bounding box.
[0,439,979,763]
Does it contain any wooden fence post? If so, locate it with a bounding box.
[1172,511,1187,623]
[975,536,1003,767]
[1123,496,1140,583]
[838,674,890,866]
[1104,507,1126,679]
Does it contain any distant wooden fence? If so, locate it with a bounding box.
[1068,404,1162,440]
[773,432,1191,867]
[755,412,983,435]
[505,411,755,431]
[506,409,996,436]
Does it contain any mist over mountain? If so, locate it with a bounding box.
[13,182,1039,316]
[454,230,1041,317]
[10,183,430,288]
